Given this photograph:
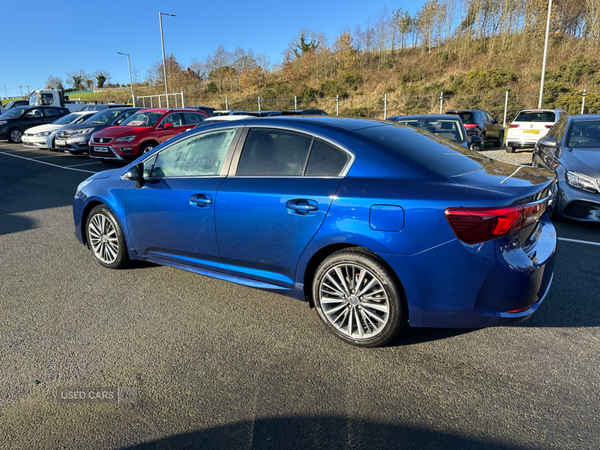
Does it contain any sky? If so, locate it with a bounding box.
[0,0,424,99]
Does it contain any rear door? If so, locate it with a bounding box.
[215,127,352,287]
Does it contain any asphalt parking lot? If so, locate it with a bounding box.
[0,142,599,449]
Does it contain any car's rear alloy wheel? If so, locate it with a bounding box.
[86,205,129,269]
[7,128,22,143]
[313,250,405,347]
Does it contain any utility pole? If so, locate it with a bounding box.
[3,86,6,98]
[159,12,176,108]
[19,86,23,97]
[538,0,553,109]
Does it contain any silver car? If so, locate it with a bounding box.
[532,115,600,221]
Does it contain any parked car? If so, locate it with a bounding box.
[186,105,216,116]
[88,108,207,161]
[249,111,282,117]
[2,100,29,113]
[281,109,329,116]
[386,115,403,121]
[55,107,140,154]
[22,111,97,149]
[198,115,256,125]
[74,116,556,347]
[0,105,70,143]
[388,114,483,150]
[532,114,600,221]
[211,110,251,117]
[506,108,567,153]
[446,109,504,147]
[80,103,128,112]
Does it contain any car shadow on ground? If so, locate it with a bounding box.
[123,416,529,450]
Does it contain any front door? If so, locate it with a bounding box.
[125,127,240,271]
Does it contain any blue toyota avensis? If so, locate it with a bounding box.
[74,116,557,347]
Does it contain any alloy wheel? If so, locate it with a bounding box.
[318,263,390,339]
[88,214,119,264]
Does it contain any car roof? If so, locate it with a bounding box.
[397,114,461,121]
[200,115,390,132]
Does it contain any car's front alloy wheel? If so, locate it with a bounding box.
[7,128,22,143]
[313,250,405,347]
[86,205,129,269]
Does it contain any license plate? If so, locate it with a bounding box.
[523,130,540,134]
[93,146,109,153]
[55,139,66,147]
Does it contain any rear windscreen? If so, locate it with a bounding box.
[515,112,555,122]
[449,112,473,123]
[357,124,491,178]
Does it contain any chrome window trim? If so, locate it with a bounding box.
[229,124,355,178]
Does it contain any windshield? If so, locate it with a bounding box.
[87,109,122,124]
[568,121,600,148]
[120,112,163,127]
[398,118,466,143]
[515,111,555,122]
[53,113,81,125]
[1,107,26,119]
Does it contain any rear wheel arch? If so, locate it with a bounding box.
[302,244,407,314]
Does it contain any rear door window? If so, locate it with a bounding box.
[236,128,312,176]
[183,112,203,126]
[452,112,473,123]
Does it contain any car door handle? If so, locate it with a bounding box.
[286,199,318,215]
[190,194,213,207]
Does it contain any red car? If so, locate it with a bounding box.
[88,108,208,161]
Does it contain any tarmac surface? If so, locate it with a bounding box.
[0,142,599,449]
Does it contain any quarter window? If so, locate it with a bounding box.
[236,128,313,176]
[150,129,237,178]
[305,139,350,176]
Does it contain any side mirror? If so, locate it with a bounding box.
[538,136,558,148]
[121,163,144,181]
[470,135,483,150]
[164,122,174,129]
[493,119,498,124]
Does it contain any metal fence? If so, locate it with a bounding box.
[210,90,590,125]
[134,91,186,108]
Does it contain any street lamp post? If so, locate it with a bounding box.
[159,12,176,108]
[538,0,553,109]
[117,52,135,106]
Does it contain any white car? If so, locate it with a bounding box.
[210,110,251,116]
[21,111,97,149]
[506,108,567,153]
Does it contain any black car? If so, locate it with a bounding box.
[187,105,217,116]
[54,107,139,154]
[281,109,329,116]
[79,104,128,112]
[446,109,504,147]
[0,105,70,143]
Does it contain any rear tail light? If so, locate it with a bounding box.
[545,125,553,129]
[445,202,547,245]
[464,124,477,129]
[509,124,519,128]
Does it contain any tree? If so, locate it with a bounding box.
[67,70,88,91]
[45,75,64,90]
[92,70,111,88]
[146,54,182,85]
[393,9,414,50]
[333,29,358,72]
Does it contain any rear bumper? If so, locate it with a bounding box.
[507,139,538,148]
[379,215,556,328]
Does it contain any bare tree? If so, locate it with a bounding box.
[45,75,64,90]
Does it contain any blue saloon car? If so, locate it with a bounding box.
[74,116,557,347]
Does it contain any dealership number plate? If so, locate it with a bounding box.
[55,139,66,147]
[93,147,109,153]
[523,130,540,134]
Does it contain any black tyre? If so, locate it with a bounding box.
[85,205,129,269]
[140,142,156,154]
[506,145,515,153]
[312,250,406,347]
[7,128,22,143]
[495,131,504,148]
